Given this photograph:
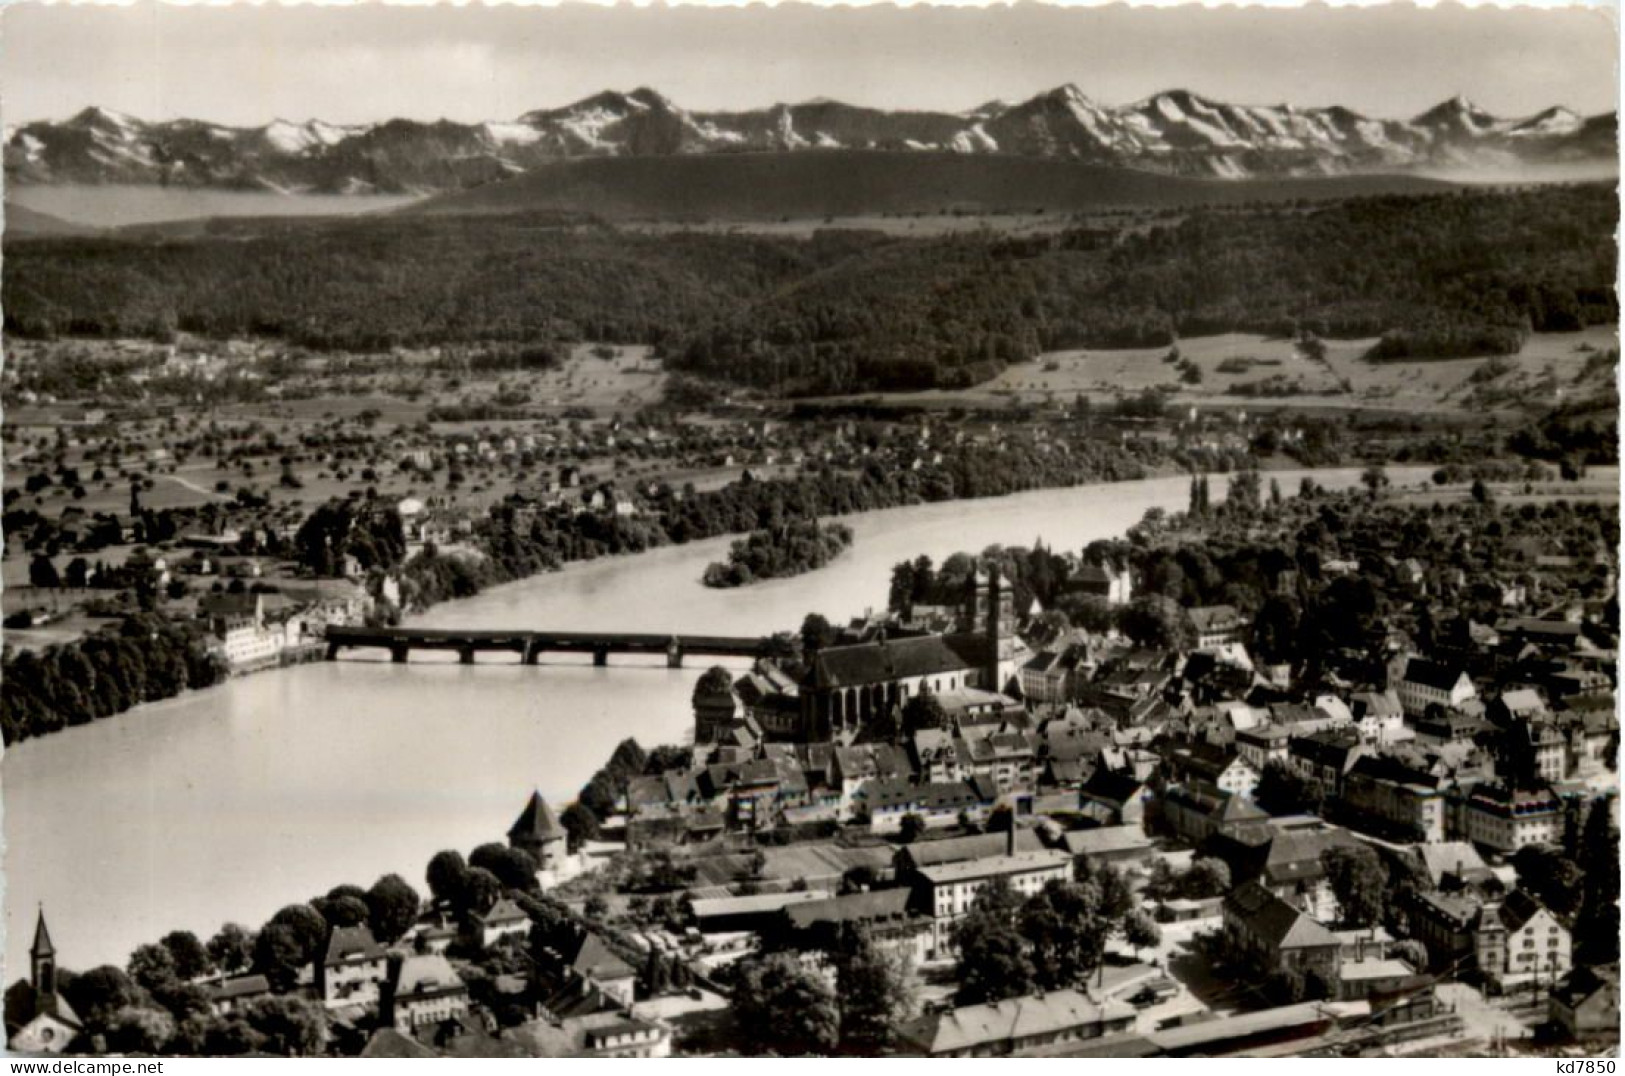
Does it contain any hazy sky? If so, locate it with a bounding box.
[2,2,1618,128]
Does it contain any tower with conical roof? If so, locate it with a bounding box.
[31,908,57,1002]
[508,791,566,871]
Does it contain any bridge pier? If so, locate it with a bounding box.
[522,641,541,665]
[390,643,410,664]
[458,645,476,665]
[325,641,340,661]
[593,647,609,667]
[666,640,684,669]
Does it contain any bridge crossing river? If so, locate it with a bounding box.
[323,624,776,667]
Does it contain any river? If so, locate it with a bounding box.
[2,466,1426,977]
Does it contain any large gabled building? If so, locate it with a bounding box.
[799,566,1017,740]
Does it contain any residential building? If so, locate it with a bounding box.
[383,953,470,1033]
[1235,723,1291,772]
[316,926,390,1008]
[1388,655,1477,718]
[467,897,531,950]
[1161,783,1268,845]
[1474,890,1571,988]
[1188,605,1249,649]
[1287,730,1367,797]
[1221,882,1342,984]
[1549,964,1620,1042]
[1341,754,1448,842]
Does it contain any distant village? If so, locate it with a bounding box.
[8,476,1619,1058]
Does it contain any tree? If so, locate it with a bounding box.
[366,874,421,943]
[426,849,470,908]
[28,555,61,589]
[207,924,256,974]
[1123,909,1162,952]
[261,907,326,971]
[252,925,306,994]
[242,996,327,1057]
[63,966,141,1032]
[471,843,540,891]
[160,931,213,982]
[897,813,927,844]
[730,951,840,1055]
[1255,759,1326,815]
[1471,478,1491,504]
[127,943,180,996]
[831,925,916,1054]
[1020,879,1111,990]
[1117,595,1196,650]
[461,867,503,916]
[1574,796,1620,966]
[560,803,601,851]
[1511,845,1584,917]
[800,613,836,654]
[105,1005,176,1054]
[1322,845,1386,928]
[1180,858,1232,899]
[902,687,947,735]
[1360,463,1390,500]
[952,877,1033,1005]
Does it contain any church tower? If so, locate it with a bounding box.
[32,908,57,1002]
[985,565,1016,689]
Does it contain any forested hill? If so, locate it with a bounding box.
[3,184,1615,395]
[405,151,1450,221]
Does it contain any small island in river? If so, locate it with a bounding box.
[702,519,855,588]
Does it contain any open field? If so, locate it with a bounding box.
[819,325,1617,415]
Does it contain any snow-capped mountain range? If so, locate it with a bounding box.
[6,86,1614,194]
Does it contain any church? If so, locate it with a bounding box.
[799,565,1019,740]
[6,911,82,1054]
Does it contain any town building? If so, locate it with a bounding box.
[899,990,1136,1057]
[1188,605,1249,649]
[1549,964,1619,1042]
[1221,882,1341,985]
[1388,655,1477,718]
[913,846,1072,958]
[315,926,390,1008]
[1452,783,1562,854]
[799,566,1017,739]
[383,953,470,1033]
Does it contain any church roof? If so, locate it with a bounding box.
[509,792,565,844]
[809,635,973,690]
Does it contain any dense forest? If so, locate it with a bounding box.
[702,519,854,588]
[4,185,1615,393]
[1,615,229,746]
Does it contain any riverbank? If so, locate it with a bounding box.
[1,465,1440,974]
